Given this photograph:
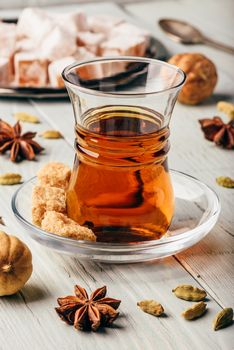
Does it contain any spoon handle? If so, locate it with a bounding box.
[202,36,234,54]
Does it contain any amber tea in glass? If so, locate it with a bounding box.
[62,58,185,243]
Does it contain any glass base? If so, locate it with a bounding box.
[11,170,220,263]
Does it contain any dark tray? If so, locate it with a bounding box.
[0,18,168,99]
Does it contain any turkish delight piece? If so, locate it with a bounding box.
[40,26,77,61]
[77,31,106,54]
[16,8,53,44]
[48,56,75,88]
[100,35,148,57]
[0,57,13,86]
[32,186,66,226]
[75,46,96,60]
[15,38,36,53]
[88,15,124,34]
[14,52,48,87]
[50,10,88,34]
[41,211,96,241]
[109,22,150,40]
[74,47,104,80]
[37,162,71,189]
[0,22,16,58]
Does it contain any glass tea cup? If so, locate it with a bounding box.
[62,57,185,243]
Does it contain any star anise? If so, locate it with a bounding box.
[199,116,234,149]
[0,119,44,162]
[55,285,121,331]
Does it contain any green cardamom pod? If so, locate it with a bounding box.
[137,300,164,316]
[172,285,207,301]
[0,173,22,185]
[213,308,233,331]
[182,301,207,320]
[216,176,234,188]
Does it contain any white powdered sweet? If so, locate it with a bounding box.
[109,22,150,39]
[40,26,77,61]
[88,14,124,34]
[0,22,16,58]
[77,31,106,54]
[100,35,148,57]
[75,47,104,80]
[48,56,75,88]
[14,52,48,87]
[16,8,53,44]
[0,57,13,85]
[50,10,88,34]
[15,38,36,53]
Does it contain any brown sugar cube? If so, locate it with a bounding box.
[41,211,96,241]
[32,186,66,226]
[37,162,71,189]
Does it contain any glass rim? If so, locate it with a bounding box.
[62,56,186,97]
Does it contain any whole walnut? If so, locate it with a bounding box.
[168,53,217,105]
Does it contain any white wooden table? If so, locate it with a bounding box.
[0,1,233,349]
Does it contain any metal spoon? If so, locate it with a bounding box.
[159,18,234,54]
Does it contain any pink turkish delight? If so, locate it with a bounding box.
[88,15,124,34]
[14,52,48,87]
[75,48,103,80]
[0,57,13,86]
[51,10,88,34]
[48,56,75,88]
[109,22,149,40]
[100,35,148,57]
[77,31,106,54]
[16,8,53,44]
[0,22,16,58]
[40,26,77,61]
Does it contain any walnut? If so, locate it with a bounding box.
[168,53,217,105]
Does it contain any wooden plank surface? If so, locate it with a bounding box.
[125,0,234,309]
[0,1,233,349]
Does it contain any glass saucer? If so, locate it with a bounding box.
[11,170,220,263]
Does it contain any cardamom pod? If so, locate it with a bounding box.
[172,285,207,301]
[137,300,164,316]
[40,130,63,139]
[216,176,234,188]
[217,101,234,120]
[213,308,233,331]
[182,301,207,320]
[14,112,40,123]
[0,173,22,185]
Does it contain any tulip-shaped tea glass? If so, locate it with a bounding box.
[62,57,185,244]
